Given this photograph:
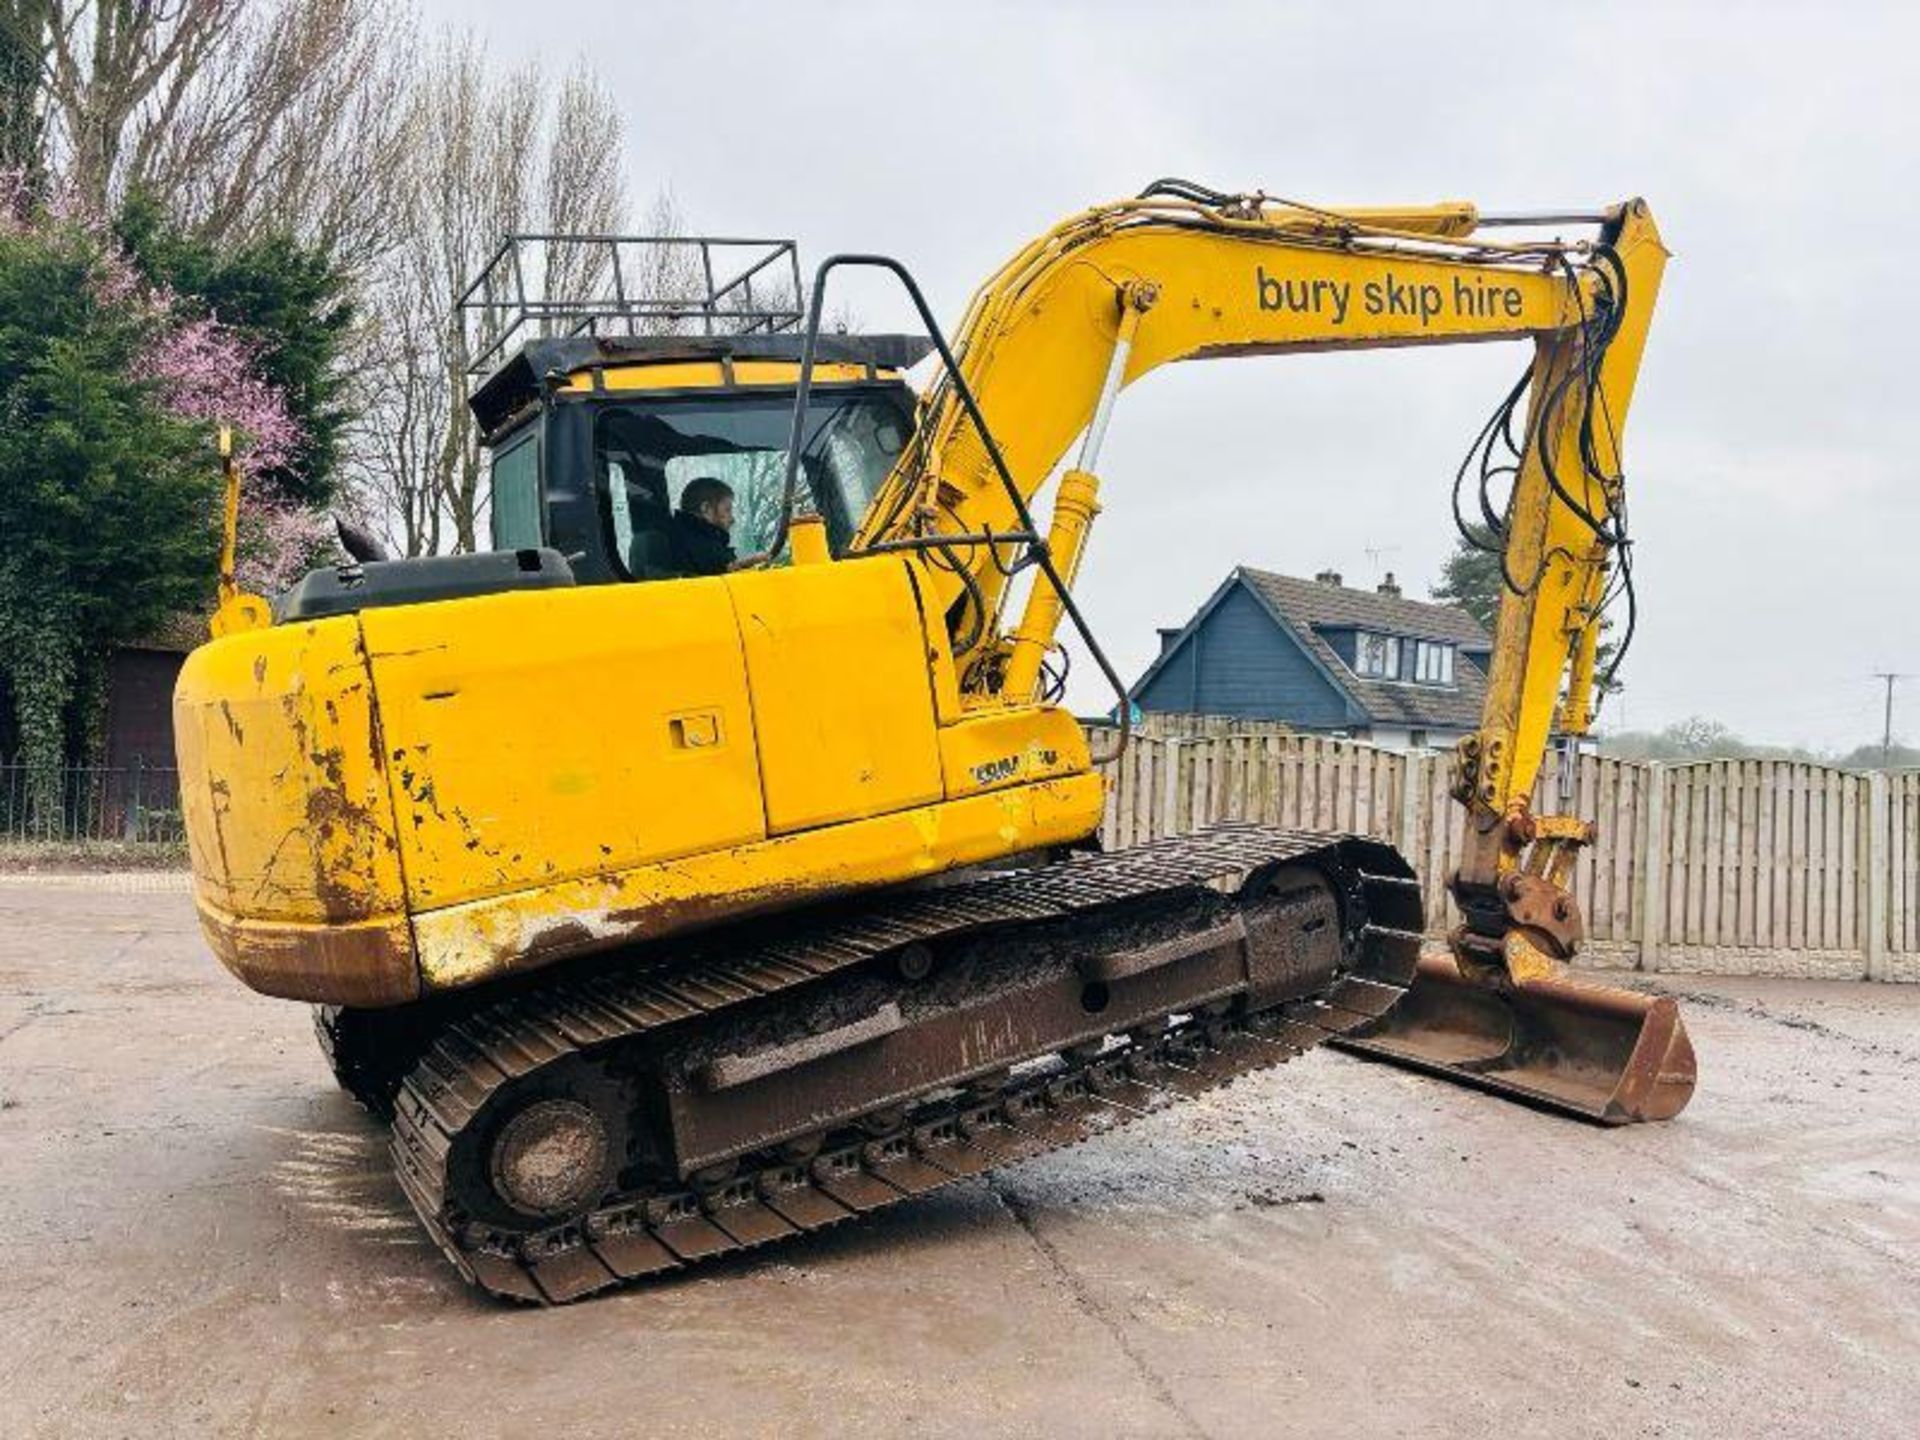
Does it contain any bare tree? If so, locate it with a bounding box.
[9,4,660,560]
[347,38,637,554]
[30,1,413,268]
[35,1,236,209]
[347,264,447,559]
[629,189,709,335]
[540,65,624,304]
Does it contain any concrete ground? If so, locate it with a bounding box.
[2,875,1916,1440]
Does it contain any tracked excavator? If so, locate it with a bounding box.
[174,181,1696,1303]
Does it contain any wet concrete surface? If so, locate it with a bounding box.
[1,876,1916,1438]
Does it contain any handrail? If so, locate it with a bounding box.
[772,254,1132,765]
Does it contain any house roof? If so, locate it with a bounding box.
[1240,568,1489,647]
[1132,567,1492,732]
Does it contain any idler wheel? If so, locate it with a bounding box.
[487,1098,610,1219]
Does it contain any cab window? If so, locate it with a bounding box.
[489,431,542,549]
[592,388,910,582]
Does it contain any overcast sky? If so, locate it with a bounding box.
[422,0,1917,750]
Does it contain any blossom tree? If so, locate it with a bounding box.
[141,311,331,592]
[0,173,328,817]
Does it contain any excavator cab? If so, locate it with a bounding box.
[467,333,927,584]
[451,235,935,587]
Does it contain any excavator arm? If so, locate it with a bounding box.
[846,186,1693,1122]
[859,194,1626,602]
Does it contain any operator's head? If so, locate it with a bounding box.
[680,476,735,530]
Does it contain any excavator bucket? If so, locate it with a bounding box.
[1333,950,1696,1124]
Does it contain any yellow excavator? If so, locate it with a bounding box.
[174,181,1695,1303]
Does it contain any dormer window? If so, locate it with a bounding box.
[1355,632,1401,678]
[1414,640,1456,685]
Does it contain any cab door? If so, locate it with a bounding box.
[724,556,945,835]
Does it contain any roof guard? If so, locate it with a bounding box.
[457,234,807,377]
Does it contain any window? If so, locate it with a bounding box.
[1414,640,1456,685]
[1354,631,1401,678]
[592,389,910,580]
[489,431,542,549]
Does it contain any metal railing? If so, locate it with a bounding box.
[457,233,806,376]
[0,762,186,845]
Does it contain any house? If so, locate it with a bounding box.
[1129,567,1492,750]
[102,629,197,771]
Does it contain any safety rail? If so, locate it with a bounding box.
[457,233,805,375]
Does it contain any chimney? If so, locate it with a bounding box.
[1377,572,1401,598]
[1314,568,1343,587]
[1157,627,1182,655]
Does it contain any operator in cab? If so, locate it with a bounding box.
[668,476,747,576]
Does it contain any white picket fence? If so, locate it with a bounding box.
[1090,725,1920,982]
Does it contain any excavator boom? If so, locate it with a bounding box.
[840,185,1693,1122]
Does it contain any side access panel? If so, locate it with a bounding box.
[359,580,766,912]
[724,557,944,835]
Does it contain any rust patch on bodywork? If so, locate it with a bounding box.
[514,918,601,967]
[604,876,815,935]
[420,876,852,996]
[261,658,402,925]
[408,774,1108,998]
[197,897,419,1008]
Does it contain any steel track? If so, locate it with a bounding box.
[387,824,1423,1303]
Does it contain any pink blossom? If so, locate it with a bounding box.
[1,168,328,594]
[90,243,144,307]
[0,165,108,234]
[138,308,321,593]
[141,316,302,479]
[236,496,334,594]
